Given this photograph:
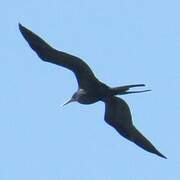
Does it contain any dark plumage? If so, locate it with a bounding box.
[19,23,166,159]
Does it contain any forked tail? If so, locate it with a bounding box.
[110,84,151,96]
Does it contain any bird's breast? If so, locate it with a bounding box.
[78,94,101,104]
[78,89,107,104]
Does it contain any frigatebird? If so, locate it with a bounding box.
[19,23,166,159]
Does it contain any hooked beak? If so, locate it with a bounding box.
[61,98,75,107]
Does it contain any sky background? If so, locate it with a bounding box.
[1,0,180,179]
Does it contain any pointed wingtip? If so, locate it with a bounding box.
[162,155,167,159]
[18,23,26,35]
[157,152,167,159]
[151,146,167,159]
[18,22,23,30]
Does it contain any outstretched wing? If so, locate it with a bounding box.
[19,23,101,90]
[104,96,166,159]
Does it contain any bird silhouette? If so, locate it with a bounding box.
[19,23,166,159]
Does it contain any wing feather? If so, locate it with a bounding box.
[104,97,166,158]
[19,23,100,89]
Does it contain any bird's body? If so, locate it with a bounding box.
[19,23,166,159]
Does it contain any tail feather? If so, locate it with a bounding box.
[110,84,150,96]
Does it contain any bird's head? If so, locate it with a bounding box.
[61,89,86,106]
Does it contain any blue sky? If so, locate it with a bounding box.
[1,0,180,179]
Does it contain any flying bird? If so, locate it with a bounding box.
[19,23,166,159]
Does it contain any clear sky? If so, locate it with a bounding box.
[1,0,180,179]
